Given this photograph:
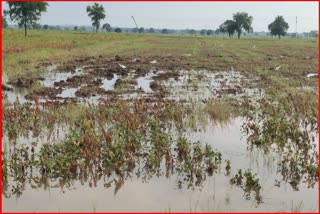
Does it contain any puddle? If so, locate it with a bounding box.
[3,69,264,105]
[40,67,83,87]
[136,73,154,93]
[100,74,119,91]
[3,64,265,105]
[57,88,79,98]
[2,89,29,104]
[2,73,29,104]
[161,70,263,102]
[3,117,317,212]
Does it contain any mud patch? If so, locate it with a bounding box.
[8,77,42,88]
[2,84,13,91]
[25,87,63,100]
[5,56,264,105]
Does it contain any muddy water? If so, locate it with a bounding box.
[57,88,79,98]
[2,118,318,212]
[2,73,29,104]
[2,64,318,212]
[162,70,263,102]
[40,69,82,87]
[2,66,264,105]
[136,73,154,93]
[100,74,119,91]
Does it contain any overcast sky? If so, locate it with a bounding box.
[2,2,318,32]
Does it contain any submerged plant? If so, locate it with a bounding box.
[3,96,224,197]
[230,169,262,204]
[241,91,318,189]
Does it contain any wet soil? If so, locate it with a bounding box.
[2,55,318,212]
[3,55,268,105]
[2,84,13,91]
[8,77,44,88]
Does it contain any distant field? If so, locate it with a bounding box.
[2,29,318,89]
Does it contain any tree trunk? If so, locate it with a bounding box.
[24,19,27,37]
[237,31,240,39]
[278,34,281,39]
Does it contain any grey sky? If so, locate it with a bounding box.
[2,2,318,32]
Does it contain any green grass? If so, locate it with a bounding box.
[2,29,318,91]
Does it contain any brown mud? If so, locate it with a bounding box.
[6,54,309,105]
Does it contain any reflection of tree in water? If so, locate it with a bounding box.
[2,98,222,198]
[241,92,318,190]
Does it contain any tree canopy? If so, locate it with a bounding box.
[114,28,122,33]
[161,29,169,34]
[2,16,8,28]
[5,2,48,36]
[268,16,289,39]
[189,29,196,35]
[233,12,253,39]
[86,3,106,33]
[200,29,207,35]
[219,20,236,37]
[138,27,144,33]
[102,23,112,32]
[219,12,253,39]
[206,29,213,36]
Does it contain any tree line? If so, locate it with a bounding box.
[2,2,313,39]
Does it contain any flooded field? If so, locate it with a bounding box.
[2,54,318,212]
[3,55,265,104]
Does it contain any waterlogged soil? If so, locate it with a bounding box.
[2,117,318,212]
[2,55,319,212]
[3,55,266,105]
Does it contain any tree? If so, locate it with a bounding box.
[189,29,196,35]
[80,26,87,32]
[43,24,48,30]
[132,27,138,33]
[206,29,213,36]
[138,27,144,33]
[149,28,155,33]
[2,17,8,28]
[32,23,42,29]
[200,29,207,35]
[114,28,122,33]
[219,20,236,37]
[5,2,48,36]
[232,12,253,39]
[161,28,169,34]
[74,26,78,31]
[268,16,289,39]
[309,30,318,38]
[86,3,106,33]
[102,23,112,32]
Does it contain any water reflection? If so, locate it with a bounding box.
[2,118,318,212]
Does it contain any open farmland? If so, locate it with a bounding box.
[2,29,318,212]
